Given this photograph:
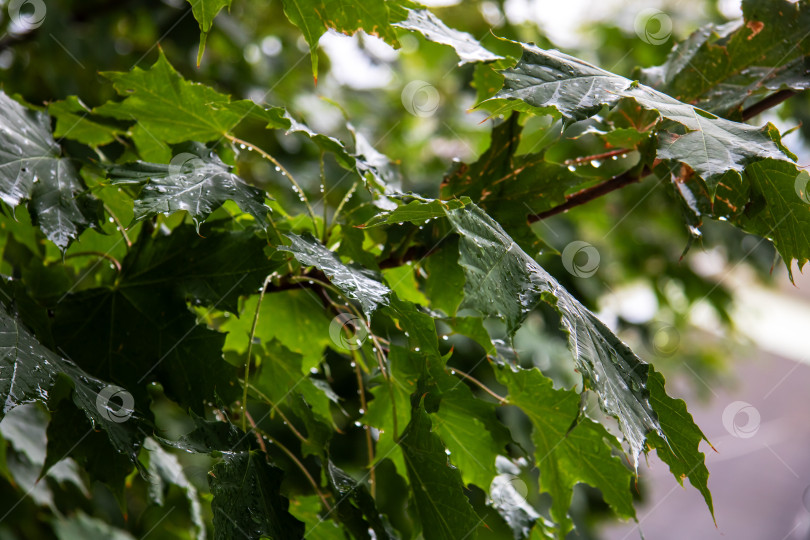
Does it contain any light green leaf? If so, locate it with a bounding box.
[95,50,242,146]
[48,96,123,147]
[391,8,503,65]
[143,437,206,539]
[186,0,232,64]
[365,198,468,227]
[496,365,635,535]
[280,0,399,80]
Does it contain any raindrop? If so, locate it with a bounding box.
[567,165,576,172]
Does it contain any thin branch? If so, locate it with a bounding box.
[742,89,800,121]
[103,203,132,248]
[243,382,310,442]
[64,251,122,272]
[563,148,627,166]
[527,168,650,222]
[449,368,508,404]
[245,412,333,512]
[226,134,319,232]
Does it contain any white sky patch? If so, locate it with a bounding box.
[319,30,397,90]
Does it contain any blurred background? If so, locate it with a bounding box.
[0,0,808,538]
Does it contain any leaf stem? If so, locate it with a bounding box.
[242,273,276,432]
[245,410,333,512]
[226,134,319,233]
[320,152,328,243]
[325,180,359,241]
[449,367,508,404]
[64,251,122,273]
[102,203,132,248]
[351,350,376,497]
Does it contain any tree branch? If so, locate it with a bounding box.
[527,167,650,223]
[742,89,800,121]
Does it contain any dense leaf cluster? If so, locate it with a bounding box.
[0,0,807,538]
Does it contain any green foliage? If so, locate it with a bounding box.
[0,0,807,538]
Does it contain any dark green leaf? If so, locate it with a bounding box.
[399,397,481,540]
[0,283,144,469]
[109,142,270,228]
[281,233,391,317]
[489,44,789,184]
[640,0,810,118]
[445,204,659,462]
[0,91,99,249]
[210,450,305,540]
[50,227,274,412]
[326,460,394,539]
[646,369,713,518]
